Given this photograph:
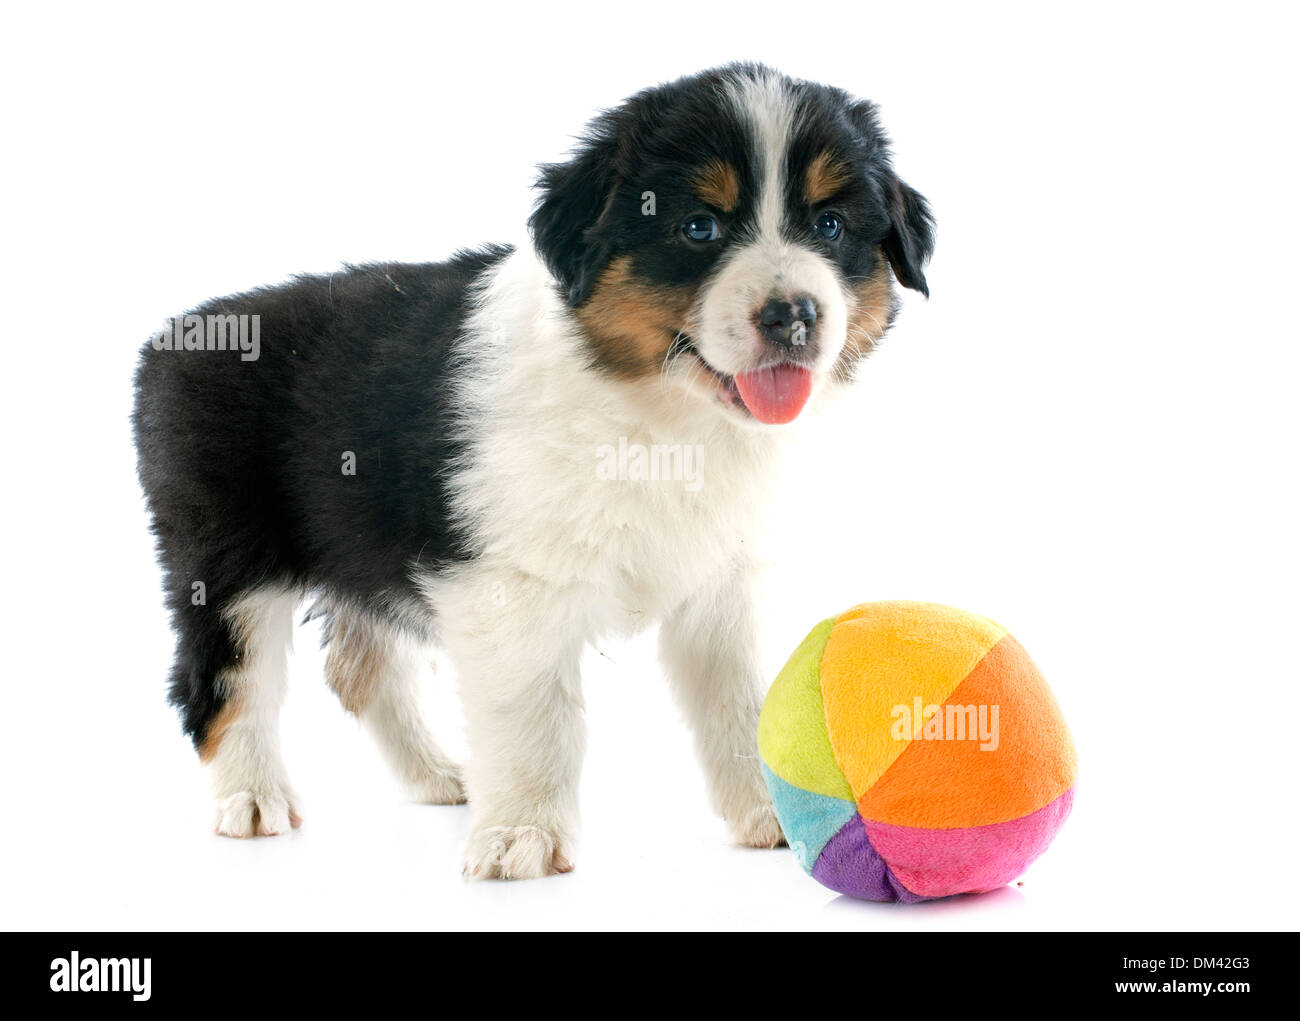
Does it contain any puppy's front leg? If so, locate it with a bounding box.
[659,563,785,848]
[441,573,586,880]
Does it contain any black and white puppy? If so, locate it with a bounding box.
[133,64,933,879]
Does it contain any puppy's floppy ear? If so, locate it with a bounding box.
[882,175,935,297]
[529,112,627,305]
[845,98,936,297]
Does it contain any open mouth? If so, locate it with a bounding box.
[673,336,815,425]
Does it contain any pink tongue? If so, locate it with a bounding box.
[733,365,814,424]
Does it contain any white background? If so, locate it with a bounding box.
[2,1,1297,931]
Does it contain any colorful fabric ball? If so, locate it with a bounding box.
[758,601,1076,902]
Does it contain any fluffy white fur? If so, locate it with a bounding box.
[421,237,821,878]
[207,588,301,837]
[354,622,467,806]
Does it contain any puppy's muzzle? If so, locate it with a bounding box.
[757,295,817,351]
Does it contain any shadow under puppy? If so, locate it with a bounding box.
[133,63,934,879]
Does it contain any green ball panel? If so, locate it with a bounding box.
[757,615,853,802]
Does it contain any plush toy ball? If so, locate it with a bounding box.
[758,601,1076,902]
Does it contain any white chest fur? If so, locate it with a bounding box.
[442,247,788,633]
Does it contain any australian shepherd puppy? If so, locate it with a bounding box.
[133,64,933,879]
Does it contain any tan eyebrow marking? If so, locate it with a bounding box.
[692,159,740,212]
[805,150,852,205]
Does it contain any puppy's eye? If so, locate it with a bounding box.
[814,211,843,241]
[682,215,722,243]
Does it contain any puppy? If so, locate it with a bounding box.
[133,63,934,879]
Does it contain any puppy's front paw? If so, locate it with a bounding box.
[214,790,302,838]
[463,824,573,880]
[407,766,468,806]
[728,800,787,849]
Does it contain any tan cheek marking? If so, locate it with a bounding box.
[836,256,896,375]
[576,255,697,377]
[693,159,740,213]
[324,611,386,716]
[805,150,852,206]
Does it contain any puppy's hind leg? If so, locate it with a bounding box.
[323,609,466,805]
[182,586,303,838]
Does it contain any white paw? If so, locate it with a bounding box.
[407,766,468,806]
[214,790,302,838]
[463,824,573,880]
[728,800,787,849]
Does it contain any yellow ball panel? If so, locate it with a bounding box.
[820,601,1007,800]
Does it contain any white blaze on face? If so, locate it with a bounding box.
[695,71,849,378]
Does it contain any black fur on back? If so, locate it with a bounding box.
[133,245,511,743]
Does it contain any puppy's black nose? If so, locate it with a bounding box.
[758,296,817,348]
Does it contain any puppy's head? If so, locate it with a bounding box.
[530,64,935,427]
